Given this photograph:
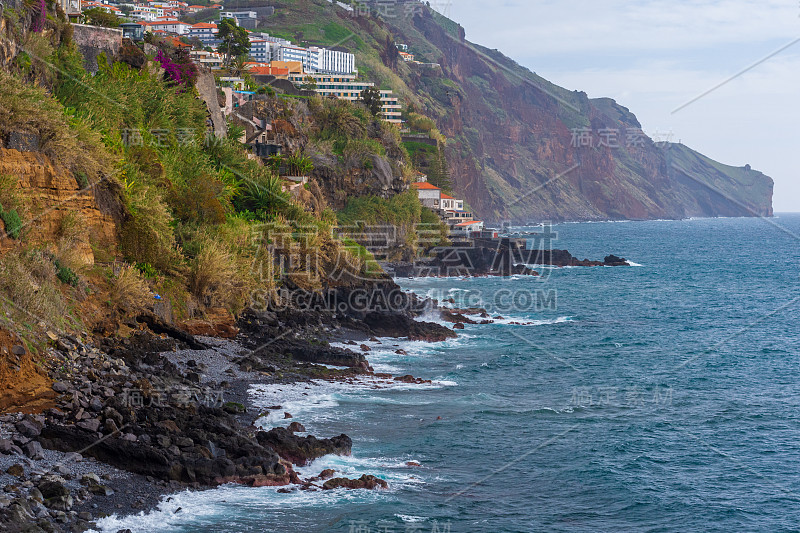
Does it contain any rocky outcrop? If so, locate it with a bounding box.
[0,148,118,263]
[322,474,388,490]
[0,328,54,413]
[388,238,628,277]
[195,67,227,139]
[256,427,351,466]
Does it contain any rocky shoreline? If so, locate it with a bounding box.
[0,279,455,532]
[0,254,631,531]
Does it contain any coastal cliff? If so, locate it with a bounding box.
[263,0,774,222]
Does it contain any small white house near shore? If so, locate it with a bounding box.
[411,182,481,236]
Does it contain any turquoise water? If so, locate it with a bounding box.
[96,215,800,532]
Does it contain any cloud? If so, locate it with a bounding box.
[446,0,800,211]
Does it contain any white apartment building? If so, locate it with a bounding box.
[142,20,190,34]
[274,44,355,75]
[287,72,401,123]
[248,39,272,62]
[219,10,257,29]
[313,47,355,75]
[186,22,217,42]
[134,4,164,17]
[276,45,311,69]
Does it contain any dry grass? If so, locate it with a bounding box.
[188,238,248,313]
[111,265,151,315]
[0,71,114,181]
[53,211,88,270]
[120,184,181,272]
[0,250,67,329]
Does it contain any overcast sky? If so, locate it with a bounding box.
[435,0,799,212]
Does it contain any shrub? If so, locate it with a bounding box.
[112,265,151,314]
[120,185,180,272]
[54,259,79,287]
[188,239,243,311]
[0,204,23,240]
[74,172,88,189]
[235,172,291,221]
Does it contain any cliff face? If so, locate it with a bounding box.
[261,0,774,222]
[0,148,119,263]
[397,10,773,222]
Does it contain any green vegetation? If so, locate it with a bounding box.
[81,8,120,28]
[0,3,458,342]
[360,86,382,116]
[0,203,23,240]
[217,18,250,64]
[54,259,79,287]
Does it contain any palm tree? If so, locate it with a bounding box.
[228,56,247,77]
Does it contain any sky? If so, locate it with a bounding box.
[433,0,800,212]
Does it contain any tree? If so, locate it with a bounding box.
[427,146,452,192]
[360,86,382,116]
[381,35,399,69]
[228,55,247,77]
[82,8,120,28]
[217,18,249,65]
[300,76,317,91]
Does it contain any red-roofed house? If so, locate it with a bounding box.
[186,21,217,41]
[411,182,441,209]
[453,220,484,235]
[439,193,464,211]
[247,65,290,78]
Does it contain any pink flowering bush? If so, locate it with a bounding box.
[154,49,198,91]
[29,0,46,33]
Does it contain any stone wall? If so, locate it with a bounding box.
[72,23,122,74]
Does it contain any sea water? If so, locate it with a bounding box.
[94,215,800,532]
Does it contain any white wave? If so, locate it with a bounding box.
[249,376,456,431]
[626,261,643,267]
[488,316,574,327]
[89,472,402,533]
[396,514,428,523]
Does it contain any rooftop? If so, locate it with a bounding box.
[411,182,440,190]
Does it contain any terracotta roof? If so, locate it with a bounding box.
[411,182,440,190]
[190,22,217,28]
[440,193,455,199]
[248,66,289,76]
[455,221,482,226]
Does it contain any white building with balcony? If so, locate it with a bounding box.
[287,72,401,123]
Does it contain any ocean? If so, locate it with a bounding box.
[95,215,800,532]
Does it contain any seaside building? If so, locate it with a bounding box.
[219,10,257,29]
[248,39,272,62]
[120,22,145,40]
[411,183,482,236]
[287,72,401,123]
[141,19,190,34]
[412,182,442,209]
[190,49,223,68]
[452,220,484,236]
[186,22,218,43]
